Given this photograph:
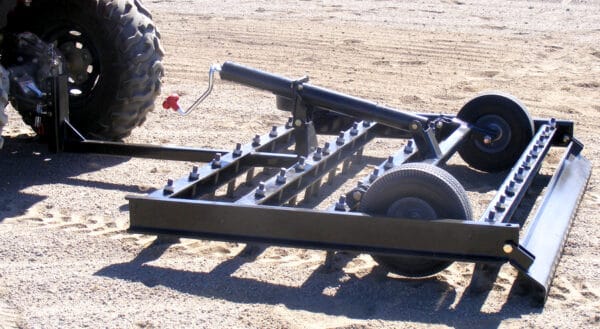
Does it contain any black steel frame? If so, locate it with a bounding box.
[45,63,591,304]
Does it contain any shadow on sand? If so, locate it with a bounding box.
[97,239,543,328]
[0,136,138,220]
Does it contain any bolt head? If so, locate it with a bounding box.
[503,244,513,254]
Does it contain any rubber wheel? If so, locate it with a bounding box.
[6,0,164,140]
[360,163,472,278]
[457,92,534,172]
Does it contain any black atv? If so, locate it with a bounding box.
[0,0,163,142]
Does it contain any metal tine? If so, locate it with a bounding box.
[156,123,294,198]
[342,158,351,174]
[226,180,236,198]
[245,168,256,185]
[288,195,298,206]
[236,120,376,206]
[324,138,418,212]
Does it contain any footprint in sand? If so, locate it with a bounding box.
[477,70,500,78]
[0,299,22,329]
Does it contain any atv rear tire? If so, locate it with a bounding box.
[0,66,9,149]
[6,0,164,140]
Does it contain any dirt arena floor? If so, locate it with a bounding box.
[1,0,599,328]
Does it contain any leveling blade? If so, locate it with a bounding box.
[516,141,591,303]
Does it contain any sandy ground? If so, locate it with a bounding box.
[1,0,599,328]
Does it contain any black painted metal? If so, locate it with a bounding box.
[65,138,229,162]
[47,75,70,153]
[127,196,533,267]
[481,121,558,224]
[237,121,376,206]
[42,66,589,305]
[220,62,430,133]
[517,142,592,302]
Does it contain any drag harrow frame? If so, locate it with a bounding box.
[46,62,590,305]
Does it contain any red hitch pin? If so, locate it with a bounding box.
[162,63,221,116]
[163,94,181,112]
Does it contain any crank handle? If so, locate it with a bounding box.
[162,63,221,116]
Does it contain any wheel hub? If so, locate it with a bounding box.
[59,41,94,85]
[474,114,512,153]
[386,197,438,220]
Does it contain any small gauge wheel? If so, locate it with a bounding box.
[360,163,472,277]
[457,92,534,172]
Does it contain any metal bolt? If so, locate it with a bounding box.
[294,119,303,127]
[211,153,222,169]
[495,195,506,212]
[539,134,546,143]
[322,142,331,155]
[362,121,371,127]
[297,84,304,91]
[514,167,525,183]
[296,156,306,172]
[163,179,174,195]
[487,210,496,222]
[523,156,532,170]
[530,145,539,158]
[505,180,516,197]
[336,132,346,145]
[384,155,394,170]
[404,140,414,154]
[335,195,347,211]
[436,120,444,129]
[503,243,514,254]
[369,168,380,183]
[410,121,420,131]
[255,182,266,198]
[562,135,571,144]
[189,165,200,180]
[537,139,545,148]
[276,168,287,185]
[269,126,278,137]
[350,122,359,136]
[285,117,294,129]
[483,135,493,145]
[313,147,323,161]
[352,190,362,201]
[252,134,261,146]
[540,127,549,138]
[233,143,243,157]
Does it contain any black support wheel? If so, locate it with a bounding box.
[360,163,472,278]
[6,0,164,140]
[457,92,534,172]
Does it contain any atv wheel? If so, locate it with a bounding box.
[6,0,164,140]
[0,66,9,149]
